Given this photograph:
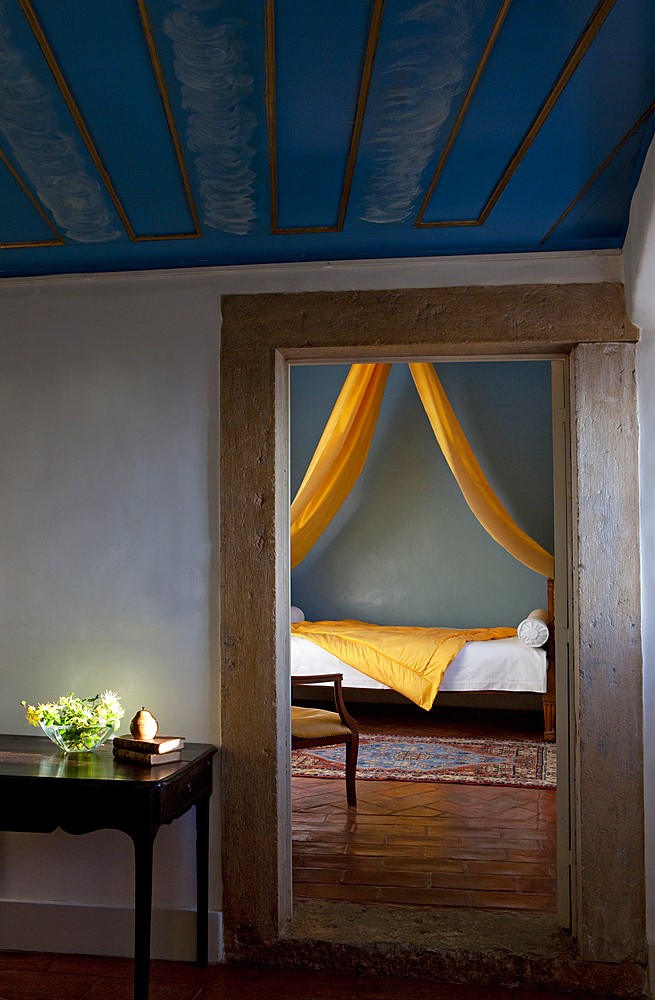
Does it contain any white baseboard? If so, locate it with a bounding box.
[0,900,222,963]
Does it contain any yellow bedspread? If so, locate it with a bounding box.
[291,619,517,710]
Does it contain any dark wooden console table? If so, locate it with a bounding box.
[0,734,217,1000]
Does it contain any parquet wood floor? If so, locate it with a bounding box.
[293,705,557,913]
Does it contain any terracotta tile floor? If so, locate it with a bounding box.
[293,705,557,913]
[0,950,626,1000]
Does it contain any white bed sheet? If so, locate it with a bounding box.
[290,633,547,694]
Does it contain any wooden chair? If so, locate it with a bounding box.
[291,673,359,807]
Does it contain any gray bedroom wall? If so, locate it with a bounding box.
[290,361,553,628]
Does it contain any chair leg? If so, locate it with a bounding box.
[345,733,358,807]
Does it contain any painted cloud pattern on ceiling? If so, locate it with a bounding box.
[164,0,258,235]
[360,0,485,224]
[0,0,652,274]
[0,8,121,243]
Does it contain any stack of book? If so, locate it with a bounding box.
[113,734,185,766]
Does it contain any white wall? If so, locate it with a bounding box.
[624,135,655,981]
[0,274,221,959]
[0,249,620,961]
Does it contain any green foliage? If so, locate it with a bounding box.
[21,691,124,752]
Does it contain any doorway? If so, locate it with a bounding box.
[289,357,565,920]
[219,285,644,983]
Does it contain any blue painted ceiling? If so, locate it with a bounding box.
[0,0,653,277]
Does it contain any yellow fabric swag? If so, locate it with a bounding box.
[290,363,391,569]
[290,362,554,578]
[409,363,555,578]
[292,620,516,710]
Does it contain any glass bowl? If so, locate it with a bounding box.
[39,721,117,753]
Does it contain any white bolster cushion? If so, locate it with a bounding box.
[517,608,549,648]
[290,606,305,624]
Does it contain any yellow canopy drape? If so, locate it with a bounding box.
[290,362,554,578]
[409,362,554,578]
[290,363,391,569]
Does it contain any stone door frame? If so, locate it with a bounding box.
[219,285,644,980]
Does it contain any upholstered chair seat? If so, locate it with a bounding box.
[291,705,352,739]
[291,673,359,806]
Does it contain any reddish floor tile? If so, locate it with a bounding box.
[294,882,383,902]
[0,952,632,1000]
[200,970,353,1000]
[293,851,383,868]
[515,992,617,1000]
[293,706,557,913]
[341,843,430,858]
[149,960,231,987]
[81,975,200,999]
[380,857,468,873]
[357,984,524,1000]
[339,868,430,887]
[296,829,387,845]
[467,861,553,876]
[293,843,347,856]
[293,866,345,883]
[0,969,96,999]
[375,885,472,907]
[422,848,507,861]
[504,849,554,862]
[468,891,557,911]
[515,876,558,893]
[45,953,135,978]
[386,833,463,847]
[200,986,267,1000]
[0,951,52,972]
[253,967,369,999]
[428,872,517,891]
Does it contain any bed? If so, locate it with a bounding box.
[289,363,557,739]
[291,586,556,741]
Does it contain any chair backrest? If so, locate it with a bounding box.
[291,673,359,734]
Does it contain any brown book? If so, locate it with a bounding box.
[113,735,185,755]
[113,747,181,766]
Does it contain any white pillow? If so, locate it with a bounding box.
[290,606,305,624]
[517,608,549,647]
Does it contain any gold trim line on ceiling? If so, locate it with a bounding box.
[17,0,201,243]
[0,145,64,247]
[417,0,618,229]
[135,0,202,239]
[540,99,655,245]
[414,0,513,229]
[0,240,62,248]
[266,0,385,235]
[335,0,385,231]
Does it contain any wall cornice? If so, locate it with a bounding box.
[0,249,621,294]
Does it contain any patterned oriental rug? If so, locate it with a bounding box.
[292,734,556,788]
